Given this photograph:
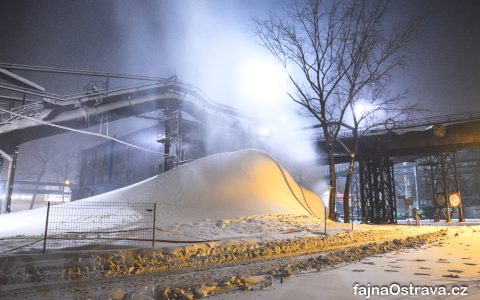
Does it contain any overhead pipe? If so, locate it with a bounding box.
[0,62,169,82]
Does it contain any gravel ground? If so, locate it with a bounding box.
[0,225,449,299]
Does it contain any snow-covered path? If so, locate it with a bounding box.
[220,225,480,300]
[0,224,451,299]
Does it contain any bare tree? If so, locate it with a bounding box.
[333,1,425,222]
[53,148,76,202]
[340,89,421,222]
[25,142,56,209]
[253,0,424,220]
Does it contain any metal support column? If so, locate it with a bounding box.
[358,155,397,224]
[451,154,464,222]
[387,159,397,223]
[158,107,177,172]
[351,169,361,222]
[439,156,452,222]
[429,161,437,221]
[424,153,463,222]
[3,145,19,213]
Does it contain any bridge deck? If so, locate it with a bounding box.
[0,81,251,153]
[314,118,480,162]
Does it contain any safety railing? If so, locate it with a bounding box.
[312,111,480,140]
[0,101,43,124]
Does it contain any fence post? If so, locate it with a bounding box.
[324,206,327,236]
[43,201,51,253]
[152,203,156,248]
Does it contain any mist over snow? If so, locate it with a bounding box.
[0,0,328,200]
[0,149,325,238]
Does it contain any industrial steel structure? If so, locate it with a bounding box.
[2,63,480,224]
[0,64,251,211]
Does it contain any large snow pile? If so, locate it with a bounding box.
[0,149,324,238]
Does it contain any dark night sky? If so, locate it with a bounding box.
[0,0,479,116]
[0,0,479,185]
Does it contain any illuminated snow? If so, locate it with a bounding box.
[0,149,324,239]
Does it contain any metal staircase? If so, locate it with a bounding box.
[0,101,43,125]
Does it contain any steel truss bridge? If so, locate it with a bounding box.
[313,113,480,224]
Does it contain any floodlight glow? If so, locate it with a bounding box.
[242,59,287,104]
[258,127,271,136]
[354,101,374,118]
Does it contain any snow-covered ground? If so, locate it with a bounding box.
[222,225,480,300]
[0,149,325,252]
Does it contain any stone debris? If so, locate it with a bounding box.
[110,289,126,300]
[0,228,446,287]
[0,228,448,299]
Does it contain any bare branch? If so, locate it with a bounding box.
[252,0,426,221]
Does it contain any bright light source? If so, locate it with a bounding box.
[242,59,287,105]
[258,127,271,136]
[354,101,374,118]
[64,179,71,186]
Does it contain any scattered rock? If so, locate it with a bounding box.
[194,284,217,298]
[182,292,195,300]
[130,292,154,300]
[111,289,126,300]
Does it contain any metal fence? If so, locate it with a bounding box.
[43,201,156,251]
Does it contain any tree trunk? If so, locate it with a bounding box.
[343,158,355,223]
[29,170,45,210]
[327,150,337,220]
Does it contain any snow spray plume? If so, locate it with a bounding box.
[106,1,328,200]
[168,1,327,199]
